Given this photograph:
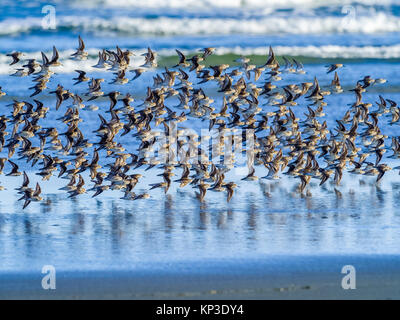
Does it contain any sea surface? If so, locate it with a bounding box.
[0,1,400,276]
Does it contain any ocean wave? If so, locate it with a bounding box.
[223,44,400,59]
[2,11,400,37]
[0,45,399,75]
[71,0,400,9]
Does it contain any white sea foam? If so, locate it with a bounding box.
[215,44,400,59]
[71,0,400,9]
[1,11,400,36]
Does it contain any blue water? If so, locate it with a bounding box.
[1,1,400,57]
[0,1,400,277]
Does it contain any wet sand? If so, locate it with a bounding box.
[1,255,400,299]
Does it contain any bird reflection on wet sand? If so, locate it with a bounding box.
[1,171,400,271]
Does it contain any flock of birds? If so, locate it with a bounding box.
[0,36,398,209]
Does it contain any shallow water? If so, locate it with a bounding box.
[1,169,400,272]
[0,60,399,272]
[2,0,400,71]
[1,1,400,275]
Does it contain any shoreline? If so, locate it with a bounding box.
[1,254,400,299]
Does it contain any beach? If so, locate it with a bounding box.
[1,255,400,299]
[1,0,400,300]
